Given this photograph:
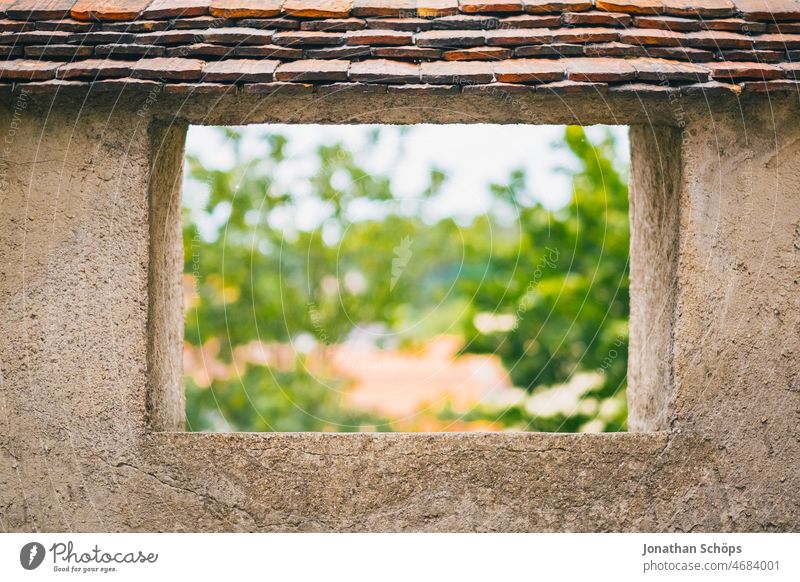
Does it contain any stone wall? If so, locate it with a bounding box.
[1,87,798,531]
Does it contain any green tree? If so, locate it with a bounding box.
[183,126,629,433]
[457,126,629,431]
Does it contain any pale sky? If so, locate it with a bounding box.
[185,124,629,229]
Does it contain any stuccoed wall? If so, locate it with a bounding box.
[0,87,797,532]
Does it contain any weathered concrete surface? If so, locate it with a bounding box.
[670,98,800,529]
[164,86,680,127]
[148,121,187,432]
[0,87,798,531]
[628,125,682,432]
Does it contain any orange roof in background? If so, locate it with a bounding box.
[184,333,516,428]
[330,335,512,418]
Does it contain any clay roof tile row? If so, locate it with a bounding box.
[0,0,799,96]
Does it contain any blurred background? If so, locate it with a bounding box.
[182,124,630,433]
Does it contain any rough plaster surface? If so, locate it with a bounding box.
[148,121,187,432]
[0,88,798,532]
[628,125,682,432]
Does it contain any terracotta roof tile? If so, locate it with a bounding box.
[705,60,783,79]
[6,1,76,21]
[349,58,418,81]
[236,17,298,28]
[169,15,229,28]
[345,28,412,43]
[163,81,232,93]
[241,80,314,92]
[93,77,163,92]
[680,79,740,94]
[537,78,606,92]
[284,0,352,18]
[660,0,735,18]
[142,0,212,18]
[493,57,564,81]
[462,80,534,93]
[273,30,346,45]
[274,57,349,80]
[513,41,583,55]
[367,16,431,29]
[387,82,459,93]
[767,22,800,33]
[646,45,714,60]
[486,27,619,45]
[459,0,524,14]
[101,19,167,31]
[0,29,70,43]
[523,0,592,13]
[500,14,561,27]
[372,45,441,57]
[702,17,762,33]
[209,0,282,18]
[317,80,386,92]
[416,29,486,46]
[23,78,88,93]
[562,10,631,26]
[584,40,648,56]
[0,19,32,32]
[779,61,800,78]
[718,48,782,61]
[684,29,755,49]
[752,33,800,50]
[307,44,370,56]
[301,17,366,30]
[629,55,709,80]
[165,42,232,56]
[202,57,279,80]
[69,30,136,42]
[0,58,61,80]
[733,0,800,22]
[201,26,276,43]
[417,0,459,17]
[443,46,511,59]
[130,56,205,79]
[740,79,800,92]
[95,43,165,57]
[594,0,662,15]
[56,57,131,78]
[631,15,702,31]
[431,14,498,28]
[0,0,798,97]
[564,56,637,81]
[620,27,686,46]
[0,45,23,56]
[609,81,679,94]
[70,1,151,21]
[36,18,94,31]
[25,43,93,58]
[351,0,414,17]
[420,59,494,82]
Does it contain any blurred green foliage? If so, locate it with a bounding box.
[183,125,629,432]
